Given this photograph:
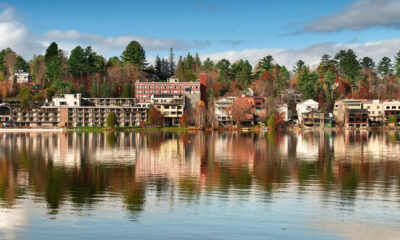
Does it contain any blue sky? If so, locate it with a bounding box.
[2,0,400,68]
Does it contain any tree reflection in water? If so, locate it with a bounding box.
[0,130,400,220]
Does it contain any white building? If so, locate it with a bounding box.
[215,96,235,125]
[14,69,30,83]
[52,94,82,107]
[363,99,383,123]
[277,104,290,122]
[296,99,319,123]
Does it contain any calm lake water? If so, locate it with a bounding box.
[0,130,400,240]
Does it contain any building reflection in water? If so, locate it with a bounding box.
[0,130,400,222]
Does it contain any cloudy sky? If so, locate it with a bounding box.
[1,0,400,69]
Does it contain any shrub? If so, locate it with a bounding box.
[388,115,397,124]
[106,112,117,128]
[267,114,276,129]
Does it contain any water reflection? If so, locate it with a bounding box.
[0,130,400,239]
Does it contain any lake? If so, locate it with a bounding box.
[0,130,399,239]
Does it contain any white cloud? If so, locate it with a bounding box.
[0,7,209,60]
[200,38,400,70]
[1,5,400,70]
[305,0,400,32]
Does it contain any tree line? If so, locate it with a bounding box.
[2,41,400,117]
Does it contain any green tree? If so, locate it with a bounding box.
[360,57,375,70]
[388,115,397,124]
[377,56,393,77]
[121,41,145,66]
[99,83,111,97]
[106,112,117,128]
[44,42,62,84]
[395,51,400,77]
[68,46,86,78]
[18,87,33,110]
[121,84,131,98]
[231,59,253,90]
[293,60,306,73]
[202,58,214,72]
[334,49,361,85]
[298,71,318,100]
[267,114,276,129]
[15,56,29,72]
[258,55,274,72]
[78,85,88,97]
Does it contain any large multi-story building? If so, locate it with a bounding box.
[135,76,202,105]
[50,95,147,127]
[0,94,148,128]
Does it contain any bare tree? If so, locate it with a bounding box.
[4,51,17,80]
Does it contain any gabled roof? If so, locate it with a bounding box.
[300,99,318,105]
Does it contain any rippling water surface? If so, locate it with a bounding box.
[0,130,400,239]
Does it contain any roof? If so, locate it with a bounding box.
[300,99,318,105]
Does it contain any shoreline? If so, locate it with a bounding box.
[1,126,400,133]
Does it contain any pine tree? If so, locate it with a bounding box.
[169,48,175,75]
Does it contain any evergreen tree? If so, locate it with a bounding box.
[121,84,131,98]
[258,55,274,72]
[377,56,393,77]
[169,48,175,75]
[394,51,400,77]
[360,57,375,70]
[155,56,162,79]
[15,56,29,72]
[44,42,62,84]
[194,52,201,66]
[121,41,146,66]
[68,46,86,78]
[334,49,361,84]
[202,58,214,72]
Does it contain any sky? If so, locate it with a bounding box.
[1,0,400,69]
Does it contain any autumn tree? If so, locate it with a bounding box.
[148,106,164,126]
[4,50,17,80]
[231,97,252,126]
[195,101,207,128]
[179,111,190,127]
[31,55,46,85]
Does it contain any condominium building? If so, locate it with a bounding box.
[151,94,185,126]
